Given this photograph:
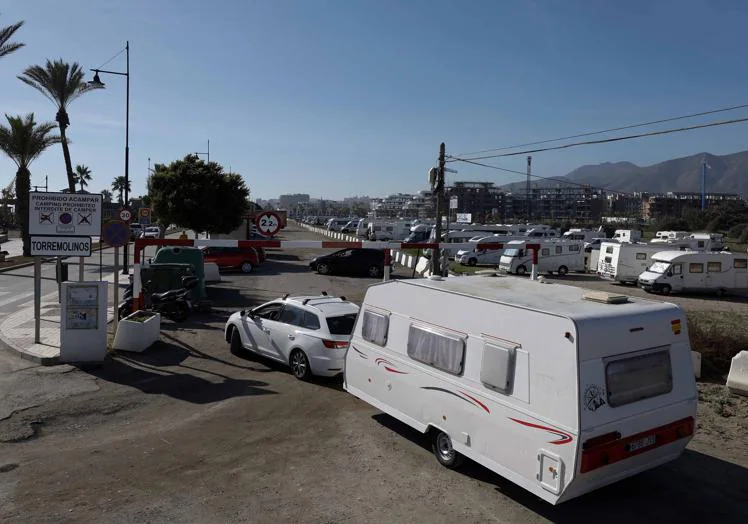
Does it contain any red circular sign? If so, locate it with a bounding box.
[255,211,281,237]
[119,208,132,222]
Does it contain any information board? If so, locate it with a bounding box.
[29,192,102,237]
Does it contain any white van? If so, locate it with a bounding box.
[612,229,642,243]
[597,242,672,284]
[638,251,748,295]
[563,229,601,243]
[344,276,697,504]
[499,240,585,275]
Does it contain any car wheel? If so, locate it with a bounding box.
[467,258,477,266]
[290,349,311,380]
[558,265,569,276]
[660,284,672,295]
[368,265,382,278]
[317,262,330,275]
[240,261,253,273]
[229,327,244,356]
[431,430,464,469]
[515,265,527,276]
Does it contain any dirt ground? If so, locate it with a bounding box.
[1,226,747,523]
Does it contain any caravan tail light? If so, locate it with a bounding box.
[322,339,349,349]
[580,417,694,474]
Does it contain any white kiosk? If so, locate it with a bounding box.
[60,281,109,362]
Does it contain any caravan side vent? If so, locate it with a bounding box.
[583,291,629,304]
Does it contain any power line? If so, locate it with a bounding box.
[452,157,634,195]
[95,46,127,70]
[447,115,748,162]
[452,103,748,158]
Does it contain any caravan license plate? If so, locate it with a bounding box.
[627,434,656,452]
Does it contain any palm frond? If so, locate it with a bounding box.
[19,59,100,112]
[0,18,24,58]
[0,113,61,169]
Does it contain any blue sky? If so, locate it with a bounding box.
[2,0,748,201]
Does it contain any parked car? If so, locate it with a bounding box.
[309,248,392,278]
[224,294,360,379]
[140,226,162,239]
[201,246,266,273]
[129,223,143,240]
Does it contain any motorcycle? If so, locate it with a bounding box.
[118,276,198,322]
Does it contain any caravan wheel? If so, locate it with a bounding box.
[557,265,569,276]
[515,265,527,276]
[431,430,464,469]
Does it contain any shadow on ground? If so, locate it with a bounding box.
[372,414,748,523]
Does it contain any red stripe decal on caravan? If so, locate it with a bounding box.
[458,391,491,414]
[375,357,408,374]
[421,387,489,414]
[351,346,368,359]
[509,418,573,445]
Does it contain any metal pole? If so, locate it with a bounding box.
[207,139,210,164]
[526,156,532,222]
[433,143,445,276]
[34,257,41,343]
[113,246,119,331]
[122,40,130,275]
[701,157,706,211]
[79,256,84,281]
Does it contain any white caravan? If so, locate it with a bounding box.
[612,229,643,243]
[355,219,371,237]
[638,251,748,295]
[456,235,517,266]
[651,231,691,243]
[597,242,674,284]
[344,276,697,504]
[499,240,585,275]
[368,220,412,241]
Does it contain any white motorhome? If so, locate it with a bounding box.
[638,251,748,295]
[597,242,680,284]
[612,229,642,243]
[355,219,371,237]
[327,218,351,231]
[499,240,585,275]
[344,276,697,504]
[563,229,601,243]
[456,235,517,266]
[368,220,412,241]
[651,231,691,243]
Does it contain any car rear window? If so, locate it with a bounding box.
[326,314,358,335]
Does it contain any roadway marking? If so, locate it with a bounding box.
[0,290,36,309]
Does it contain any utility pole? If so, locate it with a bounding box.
[526,156,532,222]
[433,143,446,276]
[701,156,708,211]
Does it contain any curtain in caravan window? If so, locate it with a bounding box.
[407,325,465,375]
[362,310,389,346]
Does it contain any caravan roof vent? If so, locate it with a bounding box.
[583,291,629,304]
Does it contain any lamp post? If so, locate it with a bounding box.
[89,41,130,274]
[195,139,210,163]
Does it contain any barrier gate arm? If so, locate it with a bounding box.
[131,238,542,311]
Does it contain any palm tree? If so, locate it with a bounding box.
[0,16,24,58]
[0,114,61,255]
[74,164,92,192]
[112,175,130,205]
[101,189,113,203]
[18,59,100,193]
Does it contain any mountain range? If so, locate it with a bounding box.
[501,150,748,197]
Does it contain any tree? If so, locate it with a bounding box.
[111,175,130,205]
[74,164,91,192]
[148,155,249,235]
[0,16,24,58]
[100,189,113,203]
[0,114,61,255]
[18,60,100,192]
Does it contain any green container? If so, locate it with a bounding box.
[148,245,208,301]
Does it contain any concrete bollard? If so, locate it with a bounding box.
[727,351,748,396]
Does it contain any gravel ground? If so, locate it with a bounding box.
[1,225,747,523]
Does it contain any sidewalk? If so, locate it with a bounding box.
[0,272,124,365]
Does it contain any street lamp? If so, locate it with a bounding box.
[90,41,130,274]
[195,139,210,163]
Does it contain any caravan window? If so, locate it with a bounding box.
[542,248,550,256]
[605,246,615,254]
[362,310,389,346]
[605,348,673,407]
[481,341,516,393]
[555,246,562,254]
[707,262,722,273]
[407,325,465,375]
[569,244,580,252]
[636,253,647,261]
[735,259,747,269]
[689,263,704,273]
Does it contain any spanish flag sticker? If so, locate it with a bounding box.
[671,319,682,335]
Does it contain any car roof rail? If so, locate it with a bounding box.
[283,294,289,300]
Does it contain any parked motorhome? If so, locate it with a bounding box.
[403,224,434,243]
[456,235,514,266]
[651,231,691,243]
[327,218,351,231]
[499,240,585,275]
[638,251,748,295]
[368,220,412,241]
[689,233,725,251]
[355,219,371,238]
[344,275,697,504]
[597,243,672,284]
[612,229,642,243]
[563,229,602,243]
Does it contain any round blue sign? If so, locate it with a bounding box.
[102,220,130,247]
[59,212,73,224]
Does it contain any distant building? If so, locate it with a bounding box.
[641,192,742,221]
[446,182,505,223]
[278,193,310,210]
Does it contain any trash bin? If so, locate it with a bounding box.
[56,260,69,282]
[151,246,207,300]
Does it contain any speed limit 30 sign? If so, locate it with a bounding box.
[255,211,281,237]
[119,208,132,222]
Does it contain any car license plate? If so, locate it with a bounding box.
[627,434,656,452]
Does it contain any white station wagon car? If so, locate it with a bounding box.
[225,294,360,379]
